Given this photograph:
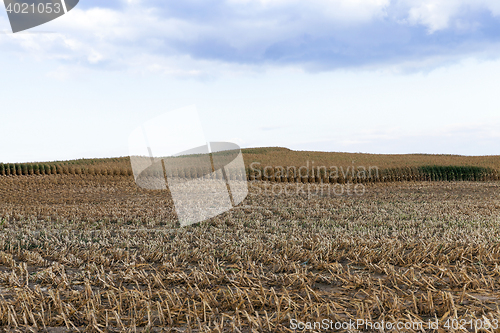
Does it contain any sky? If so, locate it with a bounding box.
[1,0,500,163]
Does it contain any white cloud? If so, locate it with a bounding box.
[2,0,500,76]
[228,0,390,22]
[402,0,500,33]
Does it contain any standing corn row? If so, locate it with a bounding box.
[244,165,498,183]
[0,162,498,182]
[0,163,134,177]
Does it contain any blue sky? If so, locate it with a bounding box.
[1,0,500,162]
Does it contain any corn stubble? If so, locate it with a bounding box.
[1,175,500,331]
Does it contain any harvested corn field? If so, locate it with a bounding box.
[1,171,500,331]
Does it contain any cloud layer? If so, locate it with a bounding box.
[2,0,500,76]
